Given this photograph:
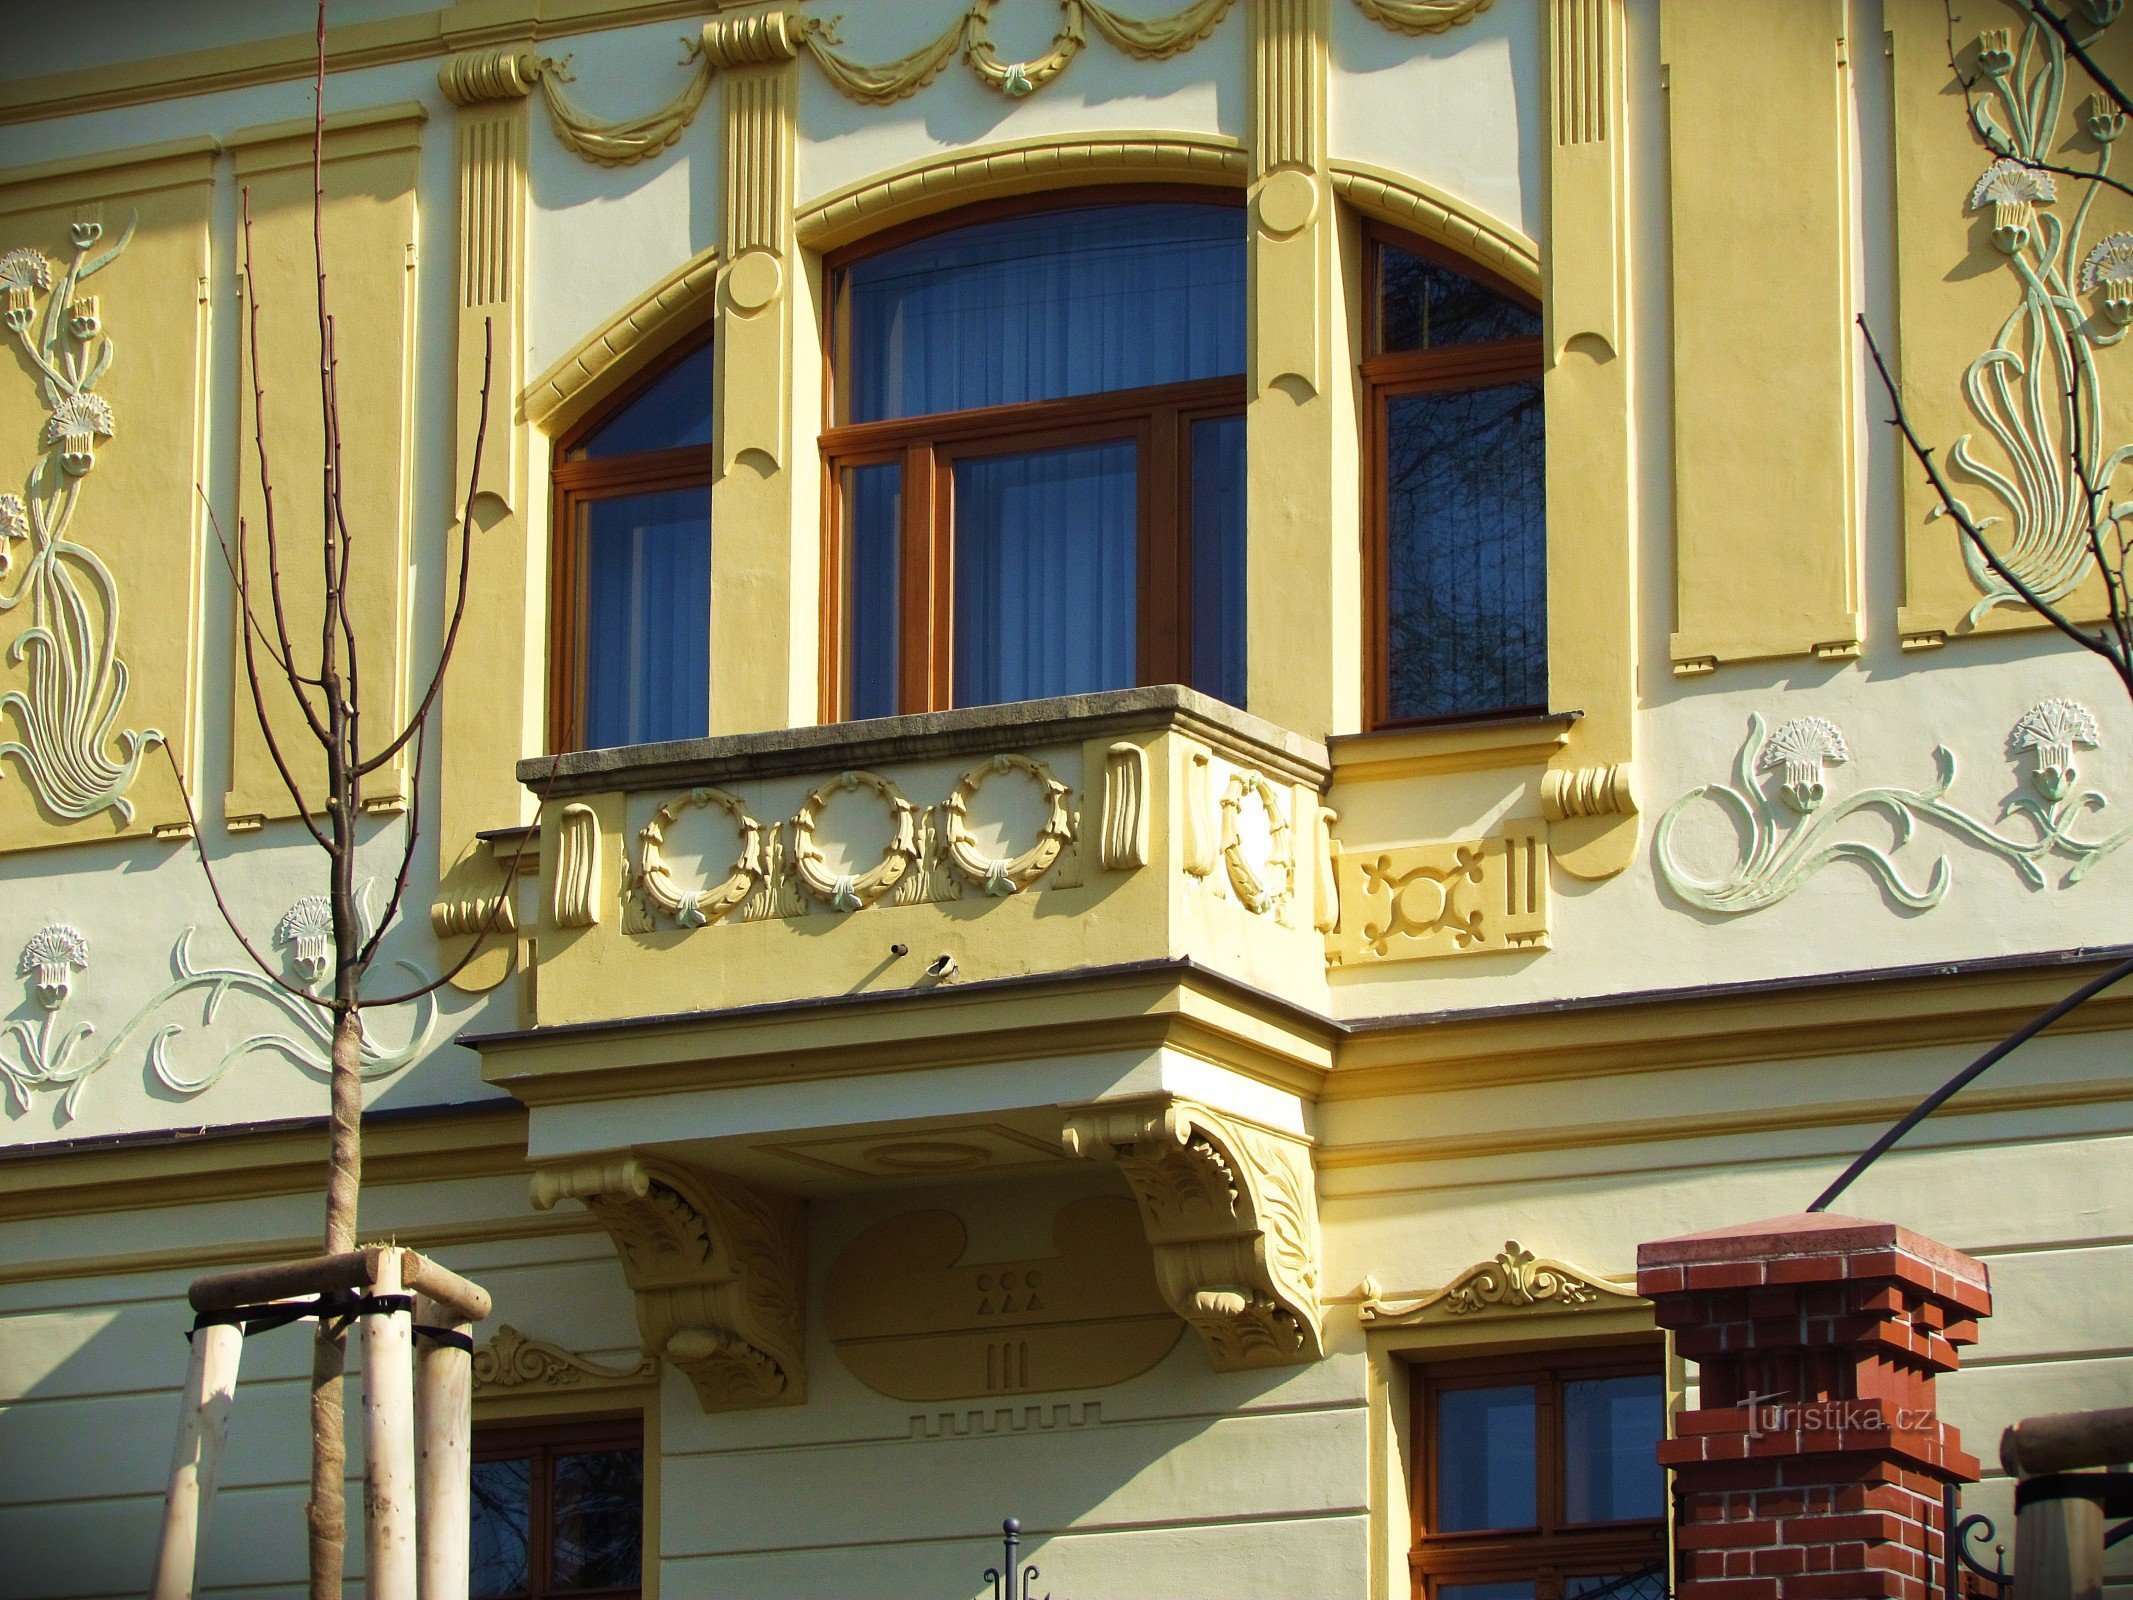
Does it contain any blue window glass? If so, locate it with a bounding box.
[1436,1383,1540,1532]
[843,202,1245,423]
[843,461,903,719]
[1379,241,1542,352]
[581,486,711,748]
[953,441,1138,707]
[1564,1374,1667,1524]
[1190,413,1247,707]
[572,341,714,459]
[1383,378,1546,721]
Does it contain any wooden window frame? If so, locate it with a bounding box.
[819,187,1247,723]
[473,1411,646,1600]
[547,330,717,753]
[1362,223,1548,735]
[1409,1344,1667,1600]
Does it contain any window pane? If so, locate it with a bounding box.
[1379,242,1540,352]
[1189,413,1247,707]
[1567,1570,1670,1600]
[1383,379,1546,721]
[582,487,712,749]
[843,462,902,719]
[1435,1383,1538,1532]
[1564,1373,1667,1524]
[953,440,1137,707]
[552,1448,644,1590]
[470,1456,531,1598]
[1441,1584,1537,1600]
[574,342,714,459]
[845,203,1245,423]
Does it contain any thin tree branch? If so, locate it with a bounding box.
[355,702,428,972]
[198,486,303,682]
[359,318,493,778]
[1860,314,2133,691]
[2019,0,2133,121]
[157,741,328,1006]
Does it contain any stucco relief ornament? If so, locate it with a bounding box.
[1758,716,1849,813]
[275,896,334,985]
[0,882,438,1118]
[1657,708,2133,915]
[1938,18,2133,626]
[0,209,163,826]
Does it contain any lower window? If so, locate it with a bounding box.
[472,1415,645,1599]
[1411,1347,1666,1600]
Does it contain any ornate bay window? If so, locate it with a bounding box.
[548,338,716,752]
[1364,229,1547,731]
[821,192,1250,720]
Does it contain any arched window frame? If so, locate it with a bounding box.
[817,184,1250,722]
[1361,222,1548,732]
[547,329,717,752]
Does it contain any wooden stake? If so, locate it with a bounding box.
[362,1250,419,1599]
[149,1318,245,1600]
[413,1293,473,1600]
[2013,1483,2105,1600]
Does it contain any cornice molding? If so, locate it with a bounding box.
[1328,158,1539,294]
[521,248,719,431]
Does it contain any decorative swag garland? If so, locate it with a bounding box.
[528,0,1498,166]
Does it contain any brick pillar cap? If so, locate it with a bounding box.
[1637,1211,1988,1301]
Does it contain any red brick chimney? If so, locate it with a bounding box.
[1637,1212,1992,1600]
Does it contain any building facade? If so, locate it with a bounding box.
[0,0,2129,1595]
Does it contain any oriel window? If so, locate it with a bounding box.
[1410,1347,1667,1600]
[550,337,715,751]
[823,193,1249,720]
[1365,231,1546,729]
[471,1414,645,1599]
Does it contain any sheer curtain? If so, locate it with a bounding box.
[582,486,712,747]
[953,441,1137,706]
[841,462,902,719]
[845,203,1245,423]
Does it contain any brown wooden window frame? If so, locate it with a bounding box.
[547,330,718,753]
[472,1411,646,1600]
[818,185,1249,723]
[1409,1343,1667,1600]
[1362,222,1548,734]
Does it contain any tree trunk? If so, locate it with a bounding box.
[306,1005,364,1599]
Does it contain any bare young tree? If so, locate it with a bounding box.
[161,3,526,1591]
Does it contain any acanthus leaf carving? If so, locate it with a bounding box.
[470,1324,656,1394]
[530,1155,808,1412]
[1061,1096,1324,1370]
[1356,1240,1640,1326]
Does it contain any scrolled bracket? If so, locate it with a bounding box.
[941,752,1074,896]
[1061,1096,1324,1370]
[531,1156,807,1412]
[637,786,765,928]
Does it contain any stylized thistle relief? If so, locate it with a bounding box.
[0,214,164,827]
[0,885,438,1119]
[1938,13,2133,626]
[1656,705,2133,915]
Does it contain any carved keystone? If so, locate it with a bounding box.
[531,1156,807,1412]
[1060,1096,1323,1370]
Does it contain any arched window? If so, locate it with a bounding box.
[550,337,715,751]
[1364,230,1546,729]
[823,194,1248,719]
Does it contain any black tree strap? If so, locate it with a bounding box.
[185,1290,417,1342]
[414,1324,475,1354]
[2014,1471,2133,1518]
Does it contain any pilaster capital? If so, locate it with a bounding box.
[438,44,543,107]
[1061,1095,1324,1370]
[532,1155,808,1411]
[699,4,808,71]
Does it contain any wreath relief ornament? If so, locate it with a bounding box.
[638,786,766,927]
[941,753,1074,896]
[0,211,164,827]
[791,770,920,912]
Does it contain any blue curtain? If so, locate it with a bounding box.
[1189,414,1247,706]
[845,203,1245,423]
[842,461,902,718]
[582,486,712,747]
[953,441,1137,706]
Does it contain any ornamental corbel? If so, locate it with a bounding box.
[1060,1096,1323,1370]
[531,1156,807,1412]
